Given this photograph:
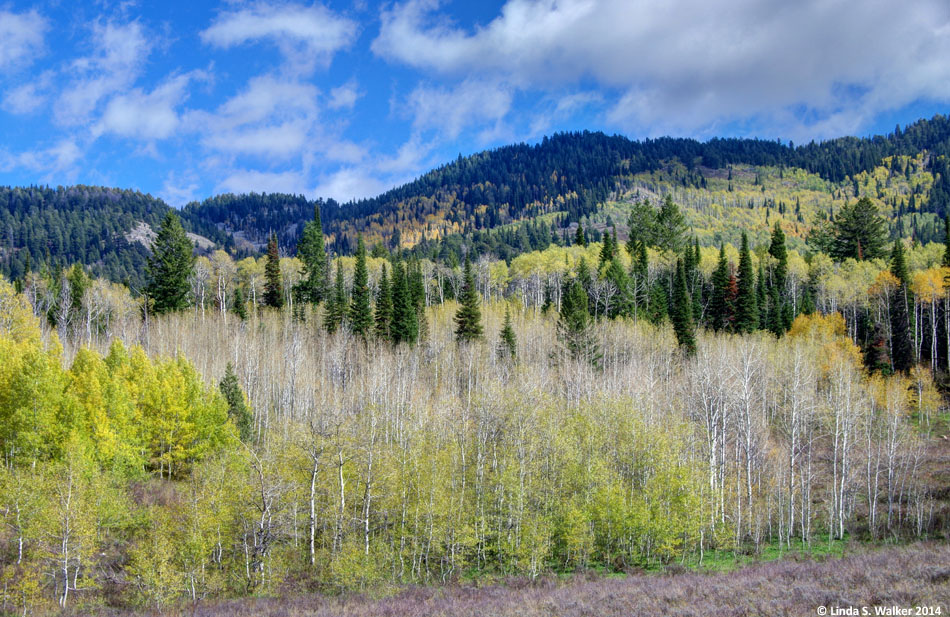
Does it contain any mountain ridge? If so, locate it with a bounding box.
[3,114,950,283]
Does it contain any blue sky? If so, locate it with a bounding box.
[1,1,949,206]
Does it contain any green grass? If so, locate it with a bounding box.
[455,534,855,585]
[688,534,851,573]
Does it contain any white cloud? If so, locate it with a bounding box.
[94,71,207,140]
[216,169,310,196]
[159,171,202,207]
[374,0,950,138]
[328,81,360,110]
[186,74,321,159]
[0,9,47,72]
[314,167,392,203]
[0,140,82,177]
[55,21,151,126]
[404,79,512,139]
[2,74,53,114]
[201,3,357,74]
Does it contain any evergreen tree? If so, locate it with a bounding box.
[831,197,888,260]
[349,236,372,338]
[626,199,657,251]
[800,284,816,315]
[263,232,283,309]
[374,264,393,341]
[686,238,702,321]
[599,228,616,266]
[408,260,429,340]
[220,362,252,441]
[725,273,739,329]
[757,263,768,330]
[671,259,697,355]
[767,286,785,336]
[577,257,594,309]
[632,240,649,311]
[890,240,910,287]
[655,194,687,253]
[324,260,346,334]
[294,204,328,304]
[67,264,89,317]
[145,211,195,314]
[604,257,633,319]
[390,262,417,345]
[890,284,914,373]
[709,245,731,332]
[864,321,891,373]
[497,305,517,360]
[574,223,587,247]
[232,287,247,321]
[646,280,669,325]
[769,221,788,291]
[735,232,759,334]
[454,256,483,343]
[558,278,600,365]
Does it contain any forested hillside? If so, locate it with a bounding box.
[6,115,950,284]
[174,115,950,258]
[0,186,231,287]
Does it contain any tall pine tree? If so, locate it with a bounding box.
[709,244,731,332]
[263,232,283,309]
[374,264,393,341]
[671,259,697,355]
[735,232,759,334]
[324,260,346,334]
[294,204,328,305]
[220,362,252,442]
[390,261,417,345]
[497,305,517,360]
[558,278,600,365]
[454,256,483,343]
[769,221,788,292]
[146,211,195,314]
[349,236,372,338]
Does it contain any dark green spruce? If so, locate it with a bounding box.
[349,236,372,338]
[220,362,253,442]
[145,211,195,314]
[263,232,283,309]
[734,232,759,334]
[454,257,483,344]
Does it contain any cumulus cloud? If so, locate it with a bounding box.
[215,169,311,196]
[2,74,53,114]
[404,79,513,139]
[328,80,360,110]
[201,3,357,74]
[0,140,82,177]
[94,71,208,140]
[55,21,151,126]
[159,171,203,206]
[0,9,47,72]
[314,167,392,202]
[186,75,321,159]
[374,0,950,137]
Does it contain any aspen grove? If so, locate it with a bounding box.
[0,268,944,613]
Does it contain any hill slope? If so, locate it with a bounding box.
[0,185,230,287]
[183,115,950,255]
[4,114,950,283]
